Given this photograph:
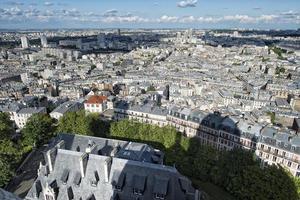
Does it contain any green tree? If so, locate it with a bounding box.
[57,110,108,137]
[22,113,56,148]
[0,155,13,187]
[147,85,156,92]
[0,112,14,140]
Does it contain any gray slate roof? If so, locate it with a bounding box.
[25,134,199,200]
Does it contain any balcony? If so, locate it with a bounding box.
[258,148,300,163]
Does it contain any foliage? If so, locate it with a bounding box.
[271,46,287,57]
[22,113,56,148]
[109,119,300,200]
[267,111,276,124]
[147,85,156,92]
[0,112,14,140]
[57,110,108,137]
[0,155,14,188]
[91,64,96,70]
[275,67,286,75]
[262,57,270,62]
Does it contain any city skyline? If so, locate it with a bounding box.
[0,0,299,29]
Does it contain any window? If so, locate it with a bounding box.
[272,156,277,162]
[45,195,54,200]
[288,161,292,167]
[154,193,165,200]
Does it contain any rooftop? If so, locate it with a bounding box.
[85,95,108,104]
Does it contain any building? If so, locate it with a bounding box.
[40,35,48,48]
[114,102,168,127]
[21,36,30,49]
[25,134,200,200]
[15,107,47,129]
[84,95,108,114]
[50,101,82,120]
[256,127,300,177]
[0,102,24,123]
[113,102,300,177]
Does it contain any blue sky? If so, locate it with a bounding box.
[0,0,299,29]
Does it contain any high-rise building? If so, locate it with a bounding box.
[40,35,48,47]
[21,36,29,49]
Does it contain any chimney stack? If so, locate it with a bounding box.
[46,148,57,172]
[79,153,89,178]
[104,157,112,182]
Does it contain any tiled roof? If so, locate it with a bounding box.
[85,95,107,104]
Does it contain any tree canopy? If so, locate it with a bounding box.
[22,113,56,148]
[0,112,14,140]
[109,119,300,200]
[57,110,108,137]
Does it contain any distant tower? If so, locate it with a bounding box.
[117,29,121,36]
[40,35,48,47]
[21,36,29,49]
[233,31,239,37]
[163,85,170,101]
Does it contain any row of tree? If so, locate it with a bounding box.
[1,111,300,199]
[109,119,300,200]
[0,113,24,187]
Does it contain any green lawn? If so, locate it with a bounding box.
[192,179,236,200]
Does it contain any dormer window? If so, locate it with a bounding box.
[154,193,166,200]
[73,172,81,187]
[153,176,168,200]
[132,175,146,196]
[91,171,99,187]
[45,195,54,200]
[111,171,126,192]
[61,169,69,185]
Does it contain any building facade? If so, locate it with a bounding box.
[84,95,108,114]
[114,103,300,177]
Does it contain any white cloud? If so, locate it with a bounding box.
[103,9,118,17]
[177,0,197,8]
[158,15,179,23]
[0,5,299,26]
[102,15,149,23]
[44,2,54,6]
[179,15,196,23]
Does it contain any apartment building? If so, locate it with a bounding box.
[113,103,300,177]
[84,95,108,114]
[14,107,47,129]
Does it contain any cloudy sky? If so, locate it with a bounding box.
[0,0,299,29]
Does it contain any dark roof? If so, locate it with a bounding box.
[25,134,200,200]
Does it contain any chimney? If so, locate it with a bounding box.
[46,148,57,172]
[79,153,89,178]
[104,157,112,183]
[56,140,65,149]
[85,140,96,153]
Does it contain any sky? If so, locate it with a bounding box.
[0,0,299,29]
